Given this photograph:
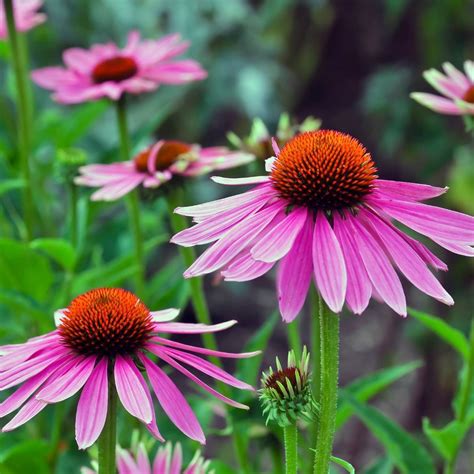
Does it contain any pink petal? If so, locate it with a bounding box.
[410,92,464,115]
[170,443,182,474]
[2,398,47,432]
[362,210,453,305]
[150,308,180,322]
[153,349,248,410]
[430,238,474,257]
[139,354,205,444]
[36,356,96,403]
[349,215,406,315]
[277,216,313,322]
[211,176,270,186]
[312,212,347,313]
[184,202,283,277]
[423,68,466,98]
[137,444,152,473]
[333,214,372,314]
[114,355,152,424]
[153,445,171,474]
[374,180,448,202]
[221,250,274,281]
[62,48,96,74]
[75,358,109,449]
[442,62,470,88]
[251,207,308,262]
[154,320,236,334]
[369,198,474,244]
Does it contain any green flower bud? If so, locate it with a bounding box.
[259,346,317,427]
[54,148,88,184]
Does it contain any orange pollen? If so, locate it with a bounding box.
[59,288,154,357]
[265,367,301,396]
[270,130,378,210]
[91,56,138,84]
[134,141,192,173]
[462,85,474,104]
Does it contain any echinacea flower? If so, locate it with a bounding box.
[411,61,474,115]
[31,31,207,104]
[82,442,213,474]
[172,130,474,321]
[227,113,321,161]
[0,0,46,38]
[75,140,255,201]
[0,288,256,448]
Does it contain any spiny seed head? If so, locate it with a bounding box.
[134,141,192,173]
[59,288,154,357]
[270,130,377,211]
[259,346,317,427]
[92,56,138,83]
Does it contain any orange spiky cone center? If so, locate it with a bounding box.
[92,56,138,83]
[134,141,192,173]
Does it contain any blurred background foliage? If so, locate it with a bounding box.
[0,0,473,473]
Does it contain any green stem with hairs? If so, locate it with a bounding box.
[309,287,321,452]
[287,319,302,359]
[98,374,117,474]
[443,321,474,474]
[115,97,145,297]
[4,0,34,240]
[313,297,340,474]
[166,188,251,474]
[284,423,298,474]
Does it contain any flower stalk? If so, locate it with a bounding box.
[4,0,34,240]
[115,97,145,296]
[283,423,298,474]
[98,373,117,474]
[313,297,339,474]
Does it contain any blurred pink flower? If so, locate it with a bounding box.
[172,130,474,321]
[82,442,212,474]
[0,288,256,449]
[0,0,46,38]
[75,140,255,201]
[411,61,474,115]
[31,31,207,104]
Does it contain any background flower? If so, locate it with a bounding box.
[75,139,255,201]
[411,61,474,115]
[31,31,207,103]
[0,0,46,38]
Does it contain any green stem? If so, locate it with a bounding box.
[287,319,302,359]
[309,287,321,451]
[115,97,145,297]
[313,297,340,474]
[444,321,474,474]
[166,189,251,474]
[284,424,298,474]
[98,374,117,474]
[4,0,34,240]
[69,182,78,248]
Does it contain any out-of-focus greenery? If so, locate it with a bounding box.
[0,0,473,473]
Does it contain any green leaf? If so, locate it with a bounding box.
[0,238,53,302]
[0,179,25,197]
[0,289,49,322]
[408,308,469,359]
[363,457,393,474]
[422,418,470,461]
[0,440,50,474]
[343,395,435,474]
[336,361,422,429]
[30,238,77,271]
[331,455,356,473]
[236,310,279,387]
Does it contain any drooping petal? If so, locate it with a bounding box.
[312,212,347,313]
[155,320,237,334]
[277,216,313,322]
[251,207,308,262]
[221,250,274,282]
[349,215,406,316]
[114,355,152,424]
[362,210,453,305]
[75,358,109,449]
[410,93,464,115]
[374,180,448,202]
[139,354,205,444]
[333,214,372,314]
[211,176,270,186]
[2,398,47,432]
[150,308,180,322]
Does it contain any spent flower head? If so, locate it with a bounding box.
[260,347,316,427]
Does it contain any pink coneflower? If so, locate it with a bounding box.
[172,130,474,321]
[82,442,212,474]
[0,288,255,448]
[0,0,46,38]
[74,140,255,201]
[31,31,207,104]
[411,61,474,115]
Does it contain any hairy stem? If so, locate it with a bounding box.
[98,374,117,474]
[284,423,298,474]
